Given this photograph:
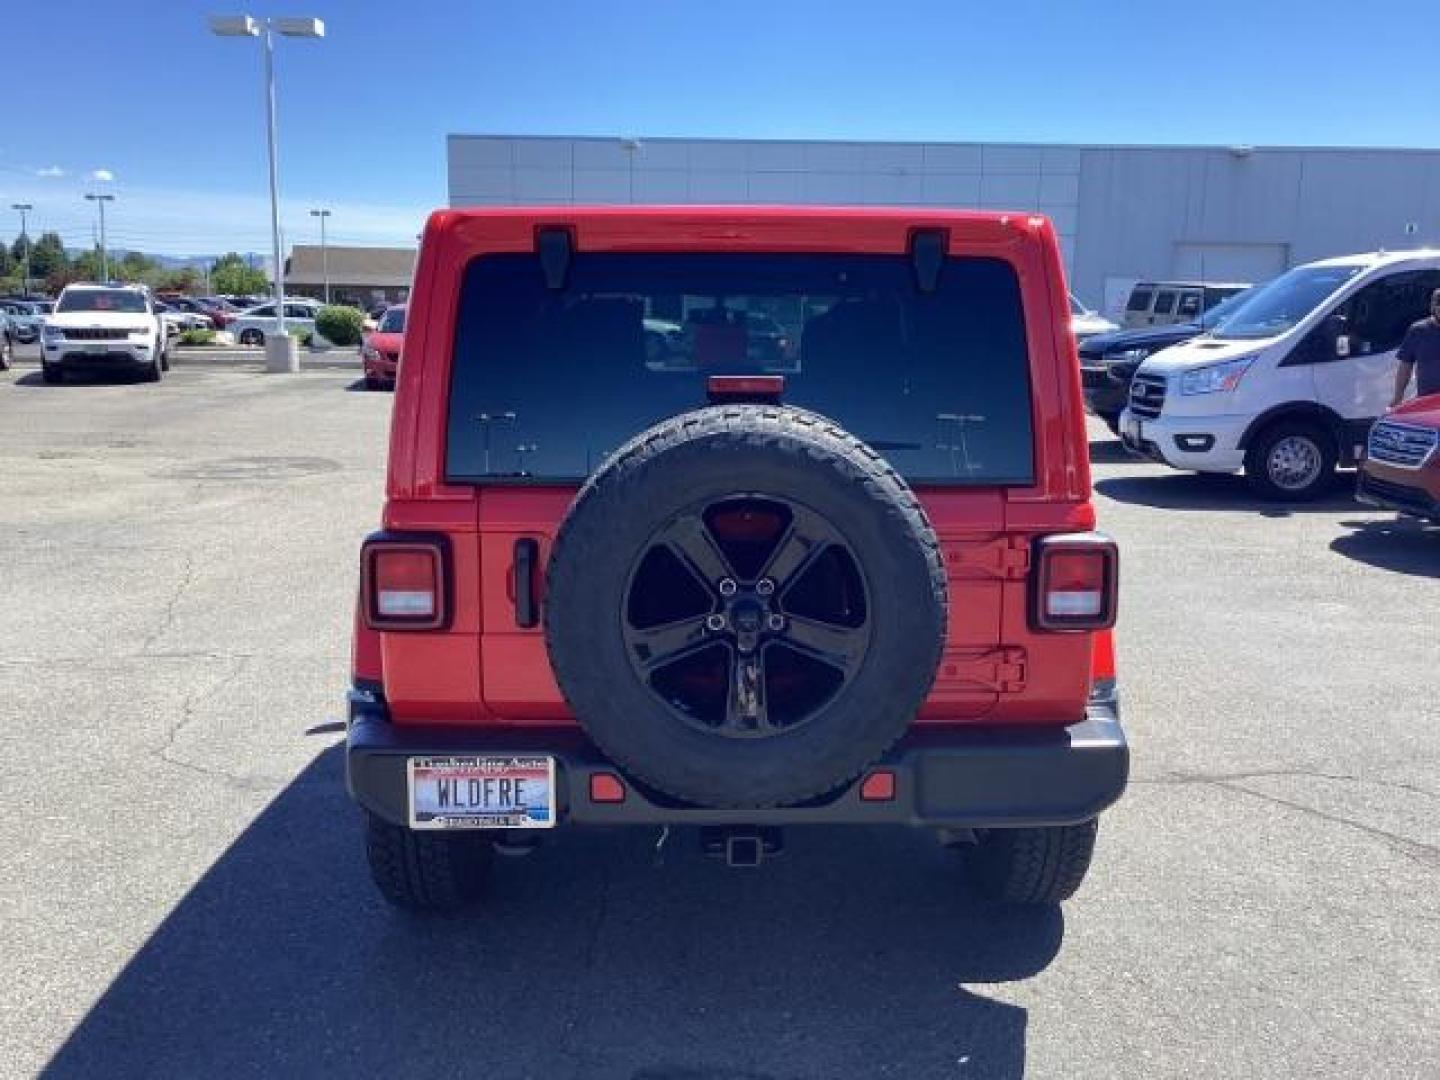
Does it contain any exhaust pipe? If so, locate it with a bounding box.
[700,826,783,868]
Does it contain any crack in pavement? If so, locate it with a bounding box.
[1134,770,1440,870]
[151,657,273,793]
[136,550,198,656]
[1134,768,1440,801]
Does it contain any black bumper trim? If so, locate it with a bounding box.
[1357,473,1440,521]
[346,690,1129,830]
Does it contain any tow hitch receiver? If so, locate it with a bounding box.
[701,825,784,868]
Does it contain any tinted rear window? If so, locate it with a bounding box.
[446,253,1035,485]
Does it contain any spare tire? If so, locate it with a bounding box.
[545,405,947,808]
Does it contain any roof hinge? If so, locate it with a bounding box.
[536,226,574,290]
[909,228,949,293]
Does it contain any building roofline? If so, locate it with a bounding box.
[446,132,1440,156]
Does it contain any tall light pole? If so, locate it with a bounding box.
[84,193,115,282]
[208,14,324,372]
[11,203,32,295]
[309,207,331,304]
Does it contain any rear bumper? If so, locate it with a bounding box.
[363,356,398,380]
[345,687,1129,829]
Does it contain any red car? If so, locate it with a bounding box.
[1357,394,1440,520]
[347,207,1127,913]
[360,304,404,389]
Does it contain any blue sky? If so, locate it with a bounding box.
[5,0,1437,256]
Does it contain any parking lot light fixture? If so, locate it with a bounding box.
[207,13,325,372]
[83,193,115,283]
[11,203,32,295]
[309,208,331,304]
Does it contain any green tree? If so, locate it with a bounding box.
[29,231,67,280]
[0,240,12,279]
[210,253,267,296]
[158,267,202,294]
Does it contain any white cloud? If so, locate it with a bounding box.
[36,165,65,178]
[90,168,115,182]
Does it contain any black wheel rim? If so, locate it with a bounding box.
[622,494,871,739]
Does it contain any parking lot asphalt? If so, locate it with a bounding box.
[0,356,1436,1079]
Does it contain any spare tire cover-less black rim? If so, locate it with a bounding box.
[544,405,948,809]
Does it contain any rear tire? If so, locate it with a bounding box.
[363,812,494,913]
[966,820,1099,905]
[1244,419,1336,501]
[239,328,264,347]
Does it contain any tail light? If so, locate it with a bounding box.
[1033,533,1118,632]
[361,534,449,631]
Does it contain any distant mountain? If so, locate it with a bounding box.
[62,248,268,270]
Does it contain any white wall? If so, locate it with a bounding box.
[448,135,1440,306]
[447,135,1080,276]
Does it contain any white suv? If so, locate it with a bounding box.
[41,284,169,384]
[1120,250,1440,499]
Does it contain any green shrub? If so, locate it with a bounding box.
[288,328,315,347]
[178,328,216,346]
[315,304,364,347]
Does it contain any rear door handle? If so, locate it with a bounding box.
[513,538,539,628]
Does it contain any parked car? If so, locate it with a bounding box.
[2,300,46,343]
[1070,294,1118,341]
[346,206,1126,914]
[0,308,14,370]
[1357,394,1440,521]
[1120,250,1440,499]
[360,304,404,389]
[157,296,219,329]
[1121,280,1249,329]
[153,300,211,333]
[1080,288,1252,432]
[40,283,169,384]
[192,297,238,328]
[229,299,321,346]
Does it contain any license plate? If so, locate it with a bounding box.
[1124,416,1142,443]
[407,754,556,830]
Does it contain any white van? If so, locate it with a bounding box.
[1122,281,1250,329]
[1119,250,1440,499]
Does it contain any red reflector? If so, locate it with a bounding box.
[859,770,896,802]
[589,773,626,804]
[706,374,784,402]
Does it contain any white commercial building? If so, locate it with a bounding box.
[448,134,1440,317]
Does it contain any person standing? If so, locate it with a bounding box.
[1391,287,1440,407]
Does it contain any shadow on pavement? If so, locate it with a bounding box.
[1086,438,1135,465]
[1331,518,1440,578]
[1096,472,1360,516]
[44,746,1058,1079]
[9,370,141,388]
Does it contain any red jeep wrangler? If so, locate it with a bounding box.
[348,207,1127,912]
